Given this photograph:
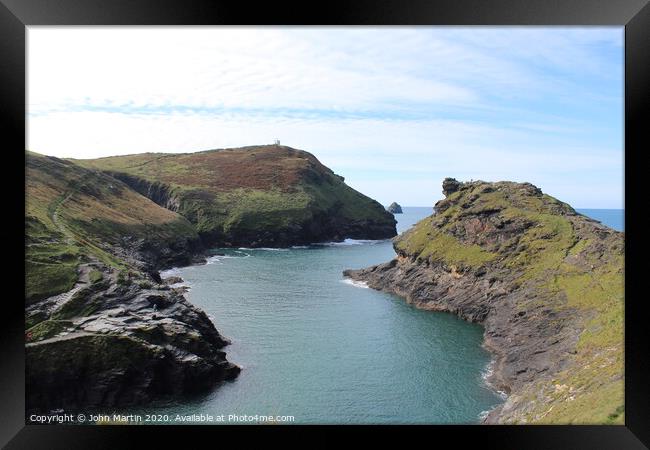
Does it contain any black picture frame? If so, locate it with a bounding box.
[2,0,649,448]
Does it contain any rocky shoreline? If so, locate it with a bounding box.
[25,252,240,415]
[344,179,624,424]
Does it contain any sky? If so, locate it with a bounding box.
[27,27,624,208]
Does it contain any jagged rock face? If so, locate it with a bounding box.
[387,202,403,214]
[107,172,182,213]
[345,179,624,424]
[25,269,240,414]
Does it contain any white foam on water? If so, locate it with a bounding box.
[160,267,182,278]
[481,360,508,400]
[476,359,508,421]
[237,247,288,251]
[205,251,253,265]
[317,238,389,247]
[340,278,370,289]
[481,359,495,381]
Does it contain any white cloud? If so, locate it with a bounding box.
[27,27,477,113]
[27,27,624,208]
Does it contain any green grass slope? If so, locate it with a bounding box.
[73,145,396,246]
[26,151,198,303]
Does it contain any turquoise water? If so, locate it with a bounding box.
[132,207,501,424]
[129,207,622,424]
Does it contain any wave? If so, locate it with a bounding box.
[477,360,508,421]
[478,409,491,421]
[316,238,390,247]
[340,278,370,289]
[481,360,508,400]
[237,247,289,252]
[160,267,182,278]
[206,252,251,265]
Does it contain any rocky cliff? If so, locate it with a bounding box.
[344,178,624,424]
[25,152,239,414]
[74,145,397,247]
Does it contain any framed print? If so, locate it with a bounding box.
[2,0,649,448]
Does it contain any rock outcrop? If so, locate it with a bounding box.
[344,179,624,424]
[387,202,403,214]
[442,177,461,196]
[25,268,240,414]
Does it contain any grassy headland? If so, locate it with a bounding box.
[346,178,624,424]
[73,145,396,247]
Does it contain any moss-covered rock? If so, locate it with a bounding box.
[26,320,73,342]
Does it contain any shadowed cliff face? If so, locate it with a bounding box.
[345,178,624,424]
[74,145,397,248]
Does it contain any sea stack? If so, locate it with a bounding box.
[387,202,403,214]
[344,178,623,424]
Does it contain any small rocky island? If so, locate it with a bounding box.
[344,177,623,424]
[387,202,403,214]
[25,145,397,414]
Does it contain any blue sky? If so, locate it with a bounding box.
[27,27,624,208]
